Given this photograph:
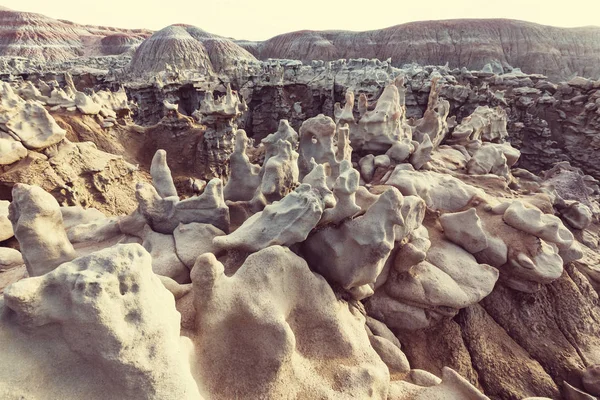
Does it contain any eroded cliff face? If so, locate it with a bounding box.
[238,19,600,81]
[119,60,600,183]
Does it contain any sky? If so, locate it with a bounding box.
[4,0,600,41]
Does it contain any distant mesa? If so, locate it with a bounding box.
[129,24,257,75]
[0,7,151,62]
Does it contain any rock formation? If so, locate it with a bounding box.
[1,244,200,400]
[1,13,600,400]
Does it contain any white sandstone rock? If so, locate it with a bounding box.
[214,183,323,253]
[6,102,66,149]
[503,200,574,250]
[303,187,404,299]
[0,199,13,241]
[1,244,201,400]
[74,92,102,115]
[0,135,27,165]
[142,228,190,283]
[9,183,76,276]
[173,222,224,268]
[190,246,389,399]
[0,247,24,271]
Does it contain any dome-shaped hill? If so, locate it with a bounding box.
[129,25,214,75]
[129,24,257,75]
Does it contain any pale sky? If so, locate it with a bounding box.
[4,0,600,41]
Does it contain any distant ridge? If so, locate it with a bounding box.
[236,19,600,81]
[0,7,151,61]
